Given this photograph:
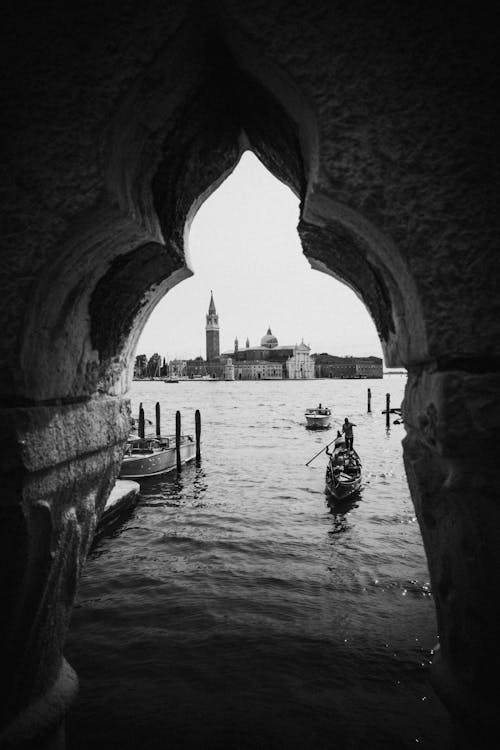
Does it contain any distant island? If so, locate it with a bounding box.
[134,293,382,381]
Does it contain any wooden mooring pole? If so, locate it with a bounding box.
[138,405,145,438]
[367,388,371,413]
[155,402,161,437]
[176,410,181,471]
[385,393,390,429]
[195,409,201,463]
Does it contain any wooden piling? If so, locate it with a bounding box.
[195,409,201,462]
[176,410,181,471]
[367,388,371,413]
[155,402,161,437]
[138,406,145,438]
[385,393,390,428]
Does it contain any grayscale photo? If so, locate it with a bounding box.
[1,2,498,749]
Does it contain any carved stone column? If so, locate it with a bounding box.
[403,368,500,743]
[0,397,129,748]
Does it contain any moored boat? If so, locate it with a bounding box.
[119,434,195,479]
[325,433,362,499]
[305,404,331,429]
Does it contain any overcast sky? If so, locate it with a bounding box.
[137,152,383,361]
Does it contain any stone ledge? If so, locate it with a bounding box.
[0,397,130,474]
[103,479,140,511]
[94,479,140,542]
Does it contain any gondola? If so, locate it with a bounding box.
[325,433,362,499]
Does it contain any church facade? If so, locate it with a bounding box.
[223,326,315,380]
[186,294,315,380]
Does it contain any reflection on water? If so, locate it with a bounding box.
[326,492,360,535]
[138,465,208,508]
[67,378,451,749]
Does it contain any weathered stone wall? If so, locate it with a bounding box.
[3,2,498,400]
[0,397,130,746]
[1,1,499,746]
[403,368,500,741]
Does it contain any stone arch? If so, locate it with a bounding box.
[17,18,424,403]
[97,31,426,389]
[2,3,499,748]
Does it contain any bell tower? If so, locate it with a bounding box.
[205,291,220,362]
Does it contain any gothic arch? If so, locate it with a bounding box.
[18,22,424,403]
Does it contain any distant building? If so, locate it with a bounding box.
[223,327,315,379]
[178,294,380,381]
[185,295,315,380]
[206,291,220,362]
[168,359,188,378]
[313,354,383,378]
[186,356,207,378]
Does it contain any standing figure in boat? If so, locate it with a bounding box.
[342,417,357,450]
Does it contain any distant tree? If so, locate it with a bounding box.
[134,354,148,378]
[146,353,162,377]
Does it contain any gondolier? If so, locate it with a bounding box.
[342,417,356,450]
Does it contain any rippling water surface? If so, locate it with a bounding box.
[67,378,451,748]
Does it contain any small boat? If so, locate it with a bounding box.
[119,434,195,479]
[163,378,179,383]
[325,433,362,499]
[305,404,331,429]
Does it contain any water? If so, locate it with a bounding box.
[66,378,451,749]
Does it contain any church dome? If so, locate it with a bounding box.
[261,327,278,348]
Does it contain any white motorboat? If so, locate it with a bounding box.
[305,405,331,429]
[119,434,196,479]
[325,433,362,499]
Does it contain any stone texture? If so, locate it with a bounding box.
[403,369,500,738]
[0,398,129,745]
[2,1,498,401]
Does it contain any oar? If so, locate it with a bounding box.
[305,437,338,467]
